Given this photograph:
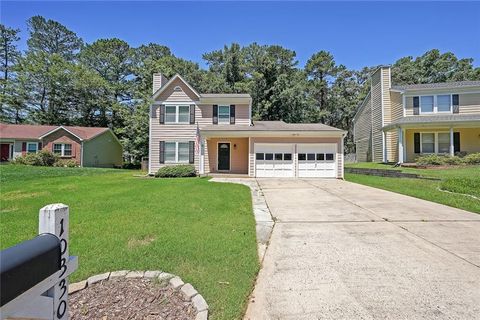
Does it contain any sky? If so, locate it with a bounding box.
[2,1,480,70]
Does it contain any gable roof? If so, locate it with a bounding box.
[152,74,201,101]
[391,81,480,91]
[0,124,110,141]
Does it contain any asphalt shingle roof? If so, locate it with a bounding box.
[383,114,480,129]
[0,124,110,140]
[201,120,342,132]
[391,81,480,91]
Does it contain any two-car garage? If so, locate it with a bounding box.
[254,143,339,178]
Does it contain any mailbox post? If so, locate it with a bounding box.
[0,204,78,320]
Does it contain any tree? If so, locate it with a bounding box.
[0,24,22,122]
[203,43,245,91]
[27,16,83,61]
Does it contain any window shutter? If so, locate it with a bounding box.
[159,141,165,164]
[213,105,218,124]
[190,104,195,124]
[22,142,26,155]
[38,142,42,150]
[453,132,460,153]
[159,105,165,124]
[189,141,195,164]
[414,133,420,153]
[150,105,157,118]
[413,97,420,115]
[230,105,236,124]
[452,94,459,114]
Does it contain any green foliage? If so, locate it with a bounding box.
[443,155,463,165]
[37,149,58,166]
[155,164,197,178]
[463,153,480,165]
[53,159,78,167]
[416,154,446,165]
[12,150,59,166]
[441,177,480,198]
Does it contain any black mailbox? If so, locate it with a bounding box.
[0,233,61,306]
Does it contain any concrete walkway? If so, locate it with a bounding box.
[245,179,480,320]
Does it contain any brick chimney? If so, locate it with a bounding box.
[152,73,168,94]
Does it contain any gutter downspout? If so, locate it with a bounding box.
[80,141,84,167]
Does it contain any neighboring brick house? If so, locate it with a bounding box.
[353,66,480,163]
[0,124,123,167]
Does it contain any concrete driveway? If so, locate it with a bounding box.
[245,179,480,320]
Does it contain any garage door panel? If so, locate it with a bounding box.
[297,143,337,178]
[255,144,294,178]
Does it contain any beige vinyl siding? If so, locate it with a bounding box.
[354,92,372,162]
[156,77,199,102]
[405,92,480,116]
[206,138,249,174]
[370,69,384,162]
[249,137,343,178]
[386,91,403,162]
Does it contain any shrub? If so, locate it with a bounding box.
[443,155,463,165]
[455,151,468,158]
[155,165,196,178]
[122,162,141,169]
[37,150,59,166]
[463,152,480,165]
[12,152,43,166]
[53,159,78,167]
[416,154,445,166]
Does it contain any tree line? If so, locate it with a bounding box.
[1,16,479,160]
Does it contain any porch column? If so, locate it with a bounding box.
[398,127,404,164]
[449,127,454,156]
[382,131,388,163]
[199,137,205,174]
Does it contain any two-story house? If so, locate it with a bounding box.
[353,66,480,163]
[148,74,346,178]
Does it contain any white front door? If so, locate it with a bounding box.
[297,144,337,178]
[255,144,295,177]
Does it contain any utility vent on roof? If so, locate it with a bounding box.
[174,86,183,92]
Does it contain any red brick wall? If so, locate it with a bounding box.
[41,129,82,164]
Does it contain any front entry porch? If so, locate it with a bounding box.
[391,126,480,163]
[205,137,249,175]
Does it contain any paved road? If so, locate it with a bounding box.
[244,179,480,320]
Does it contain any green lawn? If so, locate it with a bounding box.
[345,163,480,213]
[0,165,258,320]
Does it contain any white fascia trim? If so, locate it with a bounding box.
[151,74,201,101]
[38,126,83,141]
[148,106,152,175]
[402,93,406,117]
[201,130,346,138]
[403,89,480,97]
[381,69,386,162]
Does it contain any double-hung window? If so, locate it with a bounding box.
[165,142,190,163]
[27,142,38,153]
[420,132,451,154]
[420,95,452,114]
[218,106,230,124]
[53,143,72,156]
[165,105,190,124]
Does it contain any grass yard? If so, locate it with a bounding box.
[345,163,480,213]
[0,165,258,320]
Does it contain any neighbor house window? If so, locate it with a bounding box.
[165,105,190,124]
[53,143,72,157]
[421,133,435,153]
[218,106,230,124]
[420,96,434,113]
[27,142,38,153]
[165,142,189,163]
[437,95,451,112]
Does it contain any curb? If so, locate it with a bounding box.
[69,270,208,319]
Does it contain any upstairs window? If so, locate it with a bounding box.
[437,95,451,112]
[165,105,190,124]
[420,96,434,113]
[218,106,230,124]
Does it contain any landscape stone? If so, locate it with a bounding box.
[195,310,208,320]
[109,270,129,278]
[192,294,209,312]
[87,272,110,285]
[125,271,144,278]
[144,270,161,278]
[68,280,87,294]
[169,276,184,289]
[180,283,198,300]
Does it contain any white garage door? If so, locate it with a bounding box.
[255,144,294,177]
[297,144,337,178]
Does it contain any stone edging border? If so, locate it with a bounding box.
[68,270,209,320]
[209,178,274,262]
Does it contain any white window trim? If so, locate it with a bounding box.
[165,105,190,124]
[218,105,231,124]
[419,94,452,114]
[164,141,190,163]
[420,132,450,154]
[53,143,72,157]
[27,142,38,153]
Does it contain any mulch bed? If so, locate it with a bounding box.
[69,278,196,320]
